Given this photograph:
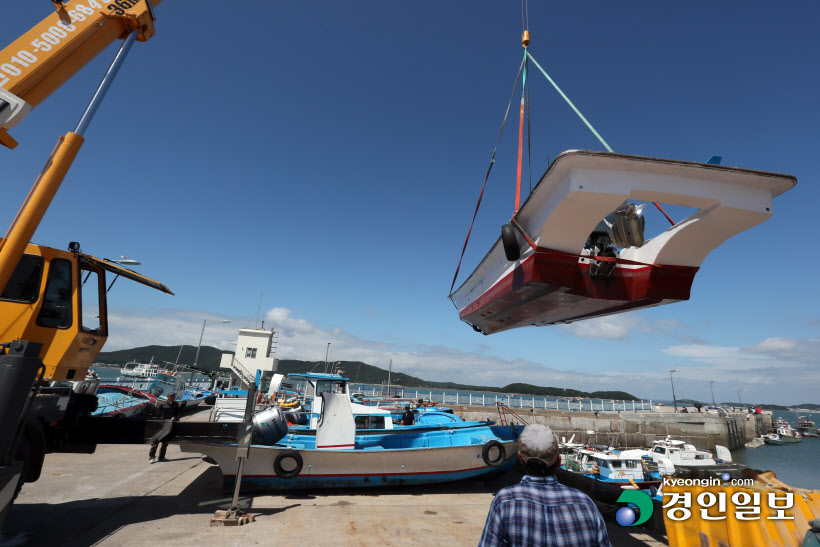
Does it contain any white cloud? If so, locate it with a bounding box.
[560,315,638,340]
[745,337,820,363]
[560,314,704,344]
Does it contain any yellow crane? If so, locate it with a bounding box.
[0,0,171,527]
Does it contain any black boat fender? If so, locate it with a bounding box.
[482,440,506,467]
[501,224,521,261]
[273,449,303,479]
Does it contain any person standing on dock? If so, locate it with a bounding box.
[478,424,611,547]
[148,392,179,464]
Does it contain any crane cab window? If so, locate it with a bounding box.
[80,266,106,334]
[36,259,73,329]
[0,254,44,303]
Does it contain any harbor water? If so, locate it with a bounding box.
[91,366,212,390]
[731,410,820,490]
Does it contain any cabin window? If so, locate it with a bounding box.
[245,348,257,358]
[0,254,44,303]
[653,446,665,454]
[316,380,345,395]
[80,266,106,334]
[36,259,73,329]
[354,416,386,430]
[596,459,610,469]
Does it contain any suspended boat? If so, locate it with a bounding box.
[450,150,796,334]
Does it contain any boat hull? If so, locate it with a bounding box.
[459,248,697,333]
[93,385,156,418]
[451,150,796,334]
[555,467,660,508]
[180,430,519,491]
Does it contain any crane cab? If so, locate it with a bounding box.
[0,241,172,383]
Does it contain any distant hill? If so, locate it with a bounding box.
[97,345,642,400]
[97,345,225,371]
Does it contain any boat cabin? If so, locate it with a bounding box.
[276,373,395,431]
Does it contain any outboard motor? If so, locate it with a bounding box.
[586,201,647,278]
[610,202,646,249]
[252,405,289,445]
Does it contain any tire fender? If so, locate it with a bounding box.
[501,224,520,262]
[482,440,506,467]
[273,449,303,479]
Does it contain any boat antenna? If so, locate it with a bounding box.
[255,291,263,328]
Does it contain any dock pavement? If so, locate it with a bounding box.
[5,406,668,546]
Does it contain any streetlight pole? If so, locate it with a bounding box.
[737,389,745,406]
[194,319,231,368]
[709,381,716,406]
[669,369,680,413]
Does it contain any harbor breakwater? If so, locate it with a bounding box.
[452,405,773,451]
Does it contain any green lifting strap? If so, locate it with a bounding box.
[526,52,614,153]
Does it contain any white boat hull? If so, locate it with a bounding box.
[179,436,519,490]
[451,150,796,334]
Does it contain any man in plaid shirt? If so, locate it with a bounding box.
[478,424,611,546]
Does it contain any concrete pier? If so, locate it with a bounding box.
[4,407,668,546]
[453,405,773,450]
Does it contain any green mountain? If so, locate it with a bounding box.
[97,345,642,400]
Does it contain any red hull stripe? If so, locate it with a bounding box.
[459,245,698,334]
[225,460,513,479]
[315,444,355,449]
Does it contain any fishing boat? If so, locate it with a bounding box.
[450,150,796,334]
[179,390,522,491]
[763,434,786,445]
[645,436,735,473]
[145,372,212,409]
[775,426,801,443]
[556,444,662,509]
[797,416,820,437]
[92,385,157,418]
[120,359,166,379]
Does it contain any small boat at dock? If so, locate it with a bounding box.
[763,434,786,445]
[179,385,522,490]
[797,416,820,437]
[92,385,157,418]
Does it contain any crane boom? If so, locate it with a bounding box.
[0,0,161,149]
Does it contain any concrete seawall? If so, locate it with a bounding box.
[451,405,773,450]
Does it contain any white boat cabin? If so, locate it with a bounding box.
[272,373,395,431]
[649,437,731,466]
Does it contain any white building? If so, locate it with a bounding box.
[219,326,278,389]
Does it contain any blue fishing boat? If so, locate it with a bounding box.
[145,372,213,409]
[179,388,522,490]
[556,445,662,509]
[92,385,157,418]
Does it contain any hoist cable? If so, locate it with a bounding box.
[449,54,527,299]
[526,51,614,153]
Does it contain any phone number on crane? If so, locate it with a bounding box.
[1,0,138,89]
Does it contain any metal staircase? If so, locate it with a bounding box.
[228,356,256,389]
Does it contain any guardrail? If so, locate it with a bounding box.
[355,387,653,412]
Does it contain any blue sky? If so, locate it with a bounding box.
[3,1,819,405]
